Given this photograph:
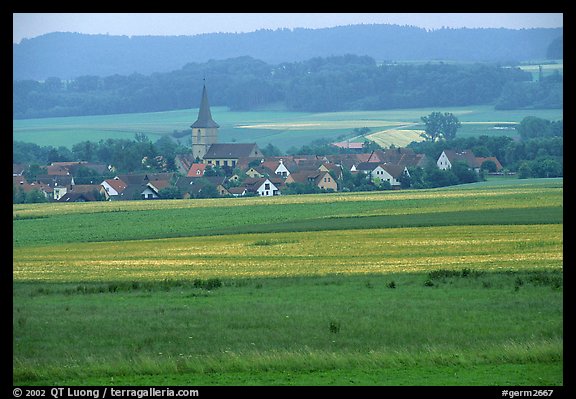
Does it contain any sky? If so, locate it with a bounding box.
[13,13,563,44]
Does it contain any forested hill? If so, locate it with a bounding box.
[13,24,563,81]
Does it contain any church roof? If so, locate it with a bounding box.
[204,143,260,159]
[191,84,220,129]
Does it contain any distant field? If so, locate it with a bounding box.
[13,105,563,151]
[517,61,563,81]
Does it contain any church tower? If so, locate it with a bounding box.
[191,83,219,160]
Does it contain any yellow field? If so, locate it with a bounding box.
[366,129,426,148]
[13,224,563,282]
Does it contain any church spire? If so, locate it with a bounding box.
[191,83,219,129]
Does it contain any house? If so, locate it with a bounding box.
[285,170,338,192]
[437,150,503,173]
[108,173,175,200]
[45,161,108,177]
[371,164,410,187]
[143,180,171,199]
[65,162,109,178]
[259,158,297,178]
[57,192,94,202]
[245,167,266,178]
[379,147,428,169]
[12,177,52,200]
[227,186,247,197]
[187,163,207,178]
[13,164,26,176]
[174,175,228,198]
[244,178,281,196]
[175,153,196,176]
[57,184,102,202]
[330,141,365,152]
[101,178,129,200]
[315,171,338,191]
[356,162,382,175]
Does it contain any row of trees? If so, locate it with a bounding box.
[14,55,561,119]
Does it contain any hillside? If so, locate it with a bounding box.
[13,25,562,80]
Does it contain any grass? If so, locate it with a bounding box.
[13,271,562,386]
[12,179,564,386]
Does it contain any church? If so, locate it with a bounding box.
[190,84,261,169]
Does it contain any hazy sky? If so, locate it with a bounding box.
[13,13,563,44]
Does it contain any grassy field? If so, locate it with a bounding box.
[12,178,563,387]
[13,105,563,151]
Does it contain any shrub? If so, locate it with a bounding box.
[329,321,341,334]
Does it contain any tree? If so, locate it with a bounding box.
[420,112,461,142]
[23,164,47,181]
[25,189,48,203]
[481,160,498,173]
[517,116,551,140]
[262,143,282,157]
[159,186,182,199]
[13,185,26,204]
[451,161,478,184]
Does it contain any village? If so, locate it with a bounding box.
[13,85,503,203]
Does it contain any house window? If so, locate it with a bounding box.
[215,160,220,166]
[265,183,270,190]
[232,160,236,167]
[224,160,228,166]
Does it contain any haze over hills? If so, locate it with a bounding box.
[13,24,563,81]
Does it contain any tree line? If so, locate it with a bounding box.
[13,27,562,81]
[13,55,562,119]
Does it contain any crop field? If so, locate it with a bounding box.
[13,105,563,151]
[12,178,563,387]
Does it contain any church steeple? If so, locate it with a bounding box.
[191,84,219,129]
[191,83,219,161]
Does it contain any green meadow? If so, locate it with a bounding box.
[13,105,563,151]
[12,178,563,386]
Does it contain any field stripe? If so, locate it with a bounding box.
[201,206,563,238]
